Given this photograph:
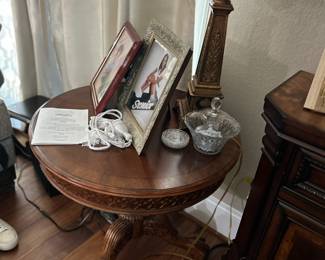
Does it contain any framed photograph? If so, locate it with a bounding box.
[90,21,142,114]
[304,48,325,114]
[119,21,191,155]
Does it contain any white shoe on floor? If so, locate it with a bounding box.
[0,219,18,251]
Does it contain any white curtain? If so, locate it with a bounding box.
[192,0,210,75]
[11,0,195,100]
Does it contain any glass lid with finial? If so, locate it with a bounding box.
[184,97,240,155]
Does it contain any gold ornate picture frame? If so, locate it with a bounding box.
[119,20,191,155]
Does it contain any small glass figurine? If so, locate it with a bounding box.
[161,129,190,149]
[184,97,240,155]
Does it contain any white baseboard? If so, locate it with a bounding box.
[185,196,243,240]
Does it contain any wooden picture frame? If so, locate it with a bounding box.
[119,21,191,155]
[90,21,142,114]
[304,48,325,114]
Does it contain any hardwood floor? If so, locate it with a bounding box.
[0,157,227,259]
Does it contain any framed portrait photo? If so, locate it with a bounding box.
[90,21,142,114]
[304,48,325,114]
[119,21,192,155]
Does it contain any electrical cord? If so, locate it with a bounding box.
[227,176,252,245]
[184,138,242,257]
[206,140,252,259]
[84,109,132,151]
[16,163,95,232]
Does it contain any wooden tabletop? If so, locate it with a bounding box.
[29,86,240,214]
[264,71,325,150]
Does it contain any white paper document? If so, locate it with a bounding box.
[31,108,88,145]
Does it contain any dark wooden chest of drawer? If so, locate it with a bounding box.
[226,71,325,259]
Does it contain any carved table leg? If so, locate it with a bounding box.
[102,215,143,260]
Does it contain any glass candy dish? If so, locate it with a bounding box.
[184,97,240,155]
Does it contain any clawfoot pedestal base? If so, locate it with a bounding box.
[102,215,143,260]
[102,214,208,260]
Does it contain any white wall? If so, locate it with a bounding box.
[213,0,325,211]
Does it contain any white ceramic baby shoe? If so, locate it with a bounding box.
[0,219,18,251]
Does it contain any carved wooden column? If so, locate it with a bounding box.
[188,0,233,108]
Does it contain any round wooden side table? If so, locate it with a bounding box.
[29,86,240,259]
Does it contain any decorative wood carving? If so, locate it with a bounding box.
[103,217,133,259]
[102,214,208,260]
[188,0,233,98]
[292,151,325,200]
[44,168,219,215]
[103,215,144,260]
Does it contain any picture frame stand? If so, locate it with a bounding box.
[119,20,191,155]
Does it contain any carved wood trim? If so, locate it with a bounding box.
[196,14,227,85]
[293,152,325,200]
[296,183,325,200]
[43,168,219,216]
[211,0,233,10]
